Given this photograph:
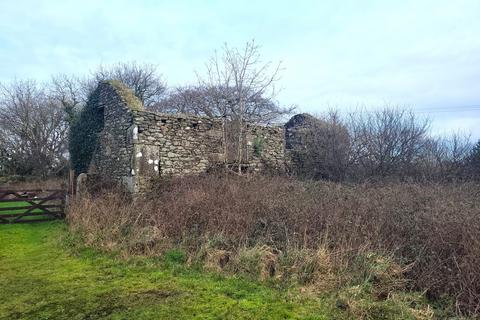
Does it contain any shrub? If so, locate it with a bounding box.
[67,174,480,316]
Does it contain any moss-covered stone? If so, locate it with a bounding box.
[106,80,144,111]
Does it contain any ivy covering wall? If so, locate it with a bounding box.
[69,88,104,173]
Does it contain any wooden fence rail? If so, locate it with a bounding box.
[0,189,66,224]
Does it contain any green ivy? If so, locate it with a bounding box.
[253,137,264,157]
[69,88,104,173]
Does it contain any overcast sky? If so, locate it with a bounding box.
[1,0,479,139]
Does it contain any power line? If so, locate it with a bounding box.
[311,104,480,115]
[413,105,480,114]
[414,104,480,110]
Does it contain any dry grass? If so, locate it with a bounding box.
[67,174,480,317]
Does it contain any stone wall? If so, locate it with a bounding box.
[284,113,323,174]
[88,81,137,189]
[130,111,225,192]
[245,124,285,172]
[83,81,289,194]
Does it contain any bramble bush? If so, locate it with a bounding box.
[68,174,480,317]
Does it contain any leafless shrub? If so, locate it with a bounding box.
[346,108,430,181]
[432,132,472,180]
[466,140,480,179]
[68,175,480,316]
[293,108,474,182]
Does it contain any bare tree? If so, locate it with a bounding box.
[0,80,68,177]
[427,133,472,180]
[196,41,293,123]
[153,86,215,116]
[92,62,166,107]
[154,84,290,123]
[0,128,10,175]
[190,41,294,172]
[50,74,86,122]
[290,108,475,182]
[50,62,167,115]
[346,108,430,180]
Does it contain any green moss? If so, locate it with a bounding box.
[107,80,144,111]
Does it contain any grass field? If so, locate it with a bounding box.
[0,200,42,214]
[0,200,58,222]
[0,222,347,320]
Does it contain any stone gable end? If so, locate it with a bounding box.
[82,81,306,194]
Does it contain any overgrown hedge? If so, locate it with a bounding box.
[68,175,480,317]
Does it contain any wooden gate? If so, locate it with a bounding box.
[0,189,66,224]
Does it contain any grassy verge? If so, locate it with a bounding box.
[0,222,347,320]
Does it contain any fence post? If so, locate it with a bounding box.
[69,169,75,196]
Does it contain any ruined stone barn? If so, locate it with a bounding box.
[75,81,295,194]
